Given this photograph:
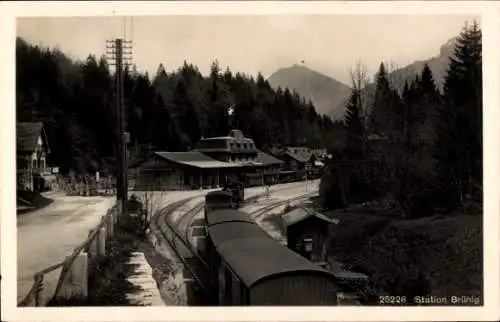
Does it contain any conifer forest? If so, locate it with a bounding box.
[17,22,482,217]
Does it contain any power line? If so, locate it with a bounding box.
[106,37,133,214]
[123,16,126,41]
[130,16,134,43]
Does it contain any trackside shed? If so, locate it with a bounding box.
[281,207,339,263]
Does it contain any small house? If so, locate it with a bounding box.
[17,122,50,192]
[281,207,339,263]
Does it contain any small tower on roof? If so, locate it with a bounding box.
[229,129,245,142]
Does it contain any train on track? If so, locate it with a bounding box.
[221,178,244,207]
[202,193,339,305]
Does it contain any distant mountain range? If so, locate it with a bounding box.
[267,37,458,120]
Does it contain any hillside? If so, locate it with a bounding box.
[267,64,352,119]
[325,211,482,301]
[16,37,344,174]
[328,37,458,119]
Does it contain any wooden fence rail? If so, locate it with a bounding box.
[18,204,119,307]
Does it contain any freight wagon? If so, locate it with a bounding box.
[204,209,339,305]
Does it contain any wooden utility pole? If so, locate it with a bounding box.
[106,38,132,214]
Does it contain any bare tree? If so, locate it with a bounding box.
[347,59,371,158]
[129,173,156,238]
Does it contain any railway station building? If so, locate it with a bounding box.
[129,129,285,190]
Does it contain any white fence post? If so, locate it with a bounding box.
[56,253,89,300]
[89,231,99,259]
[107,214,114,238]
[98,227,106,258]
[117,202,123,218]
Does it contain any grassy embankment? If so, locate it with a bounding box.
[47,202,173,306]
[17,189,54,214]
[324,209,482,301]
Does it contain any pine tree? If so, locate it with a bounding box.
[369,62,391,136]
[343,88,364,159]
[434,21,482,210]
[173,77,201,147]
[16,36,340,174]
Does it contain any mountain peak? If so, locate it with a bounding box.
[440,36,458,57]
[267,65,351,118]
[269,37,458,121]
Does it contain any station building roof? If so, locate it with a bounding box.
[144,151,242,169]
[131,150,285,170]
[195,129,258,154]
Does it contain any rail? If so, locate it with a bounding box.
[149,182,320,301]
[153,198,210,293]
[250,191,317,221]
[18,204,118,307]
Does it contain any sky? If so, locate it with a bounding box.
[17,15,479,85]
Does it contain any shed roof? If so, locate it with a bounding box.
[257,150,284,166]
[17,122,50,153]
[154,151,241,169]
[283,148,312,164]
[207,210,333,287]
[332,270,369,281]
[282,207,339,227]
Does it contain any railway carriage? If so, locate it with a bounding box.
[204,190,237,217]
[204,209,339,306]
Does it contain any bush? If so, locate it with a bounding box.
[327,213,482,299]
[318,173,346,210]
[126,194,143,213]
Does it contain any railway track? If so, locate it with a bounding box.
[152,197,211,295]
[249,191,317,221]
[150,182,320,303]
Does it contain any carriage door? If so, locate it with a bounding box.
[224,264,233,305]
[218,263,225,305]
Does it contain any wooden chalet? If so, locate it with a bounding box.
[16,122,50,192]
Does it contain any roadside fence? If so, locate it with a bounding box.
[18,204,120,307]
[50,175,116,197]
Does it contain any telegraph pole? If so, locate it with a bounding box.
[106,38,132,214]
